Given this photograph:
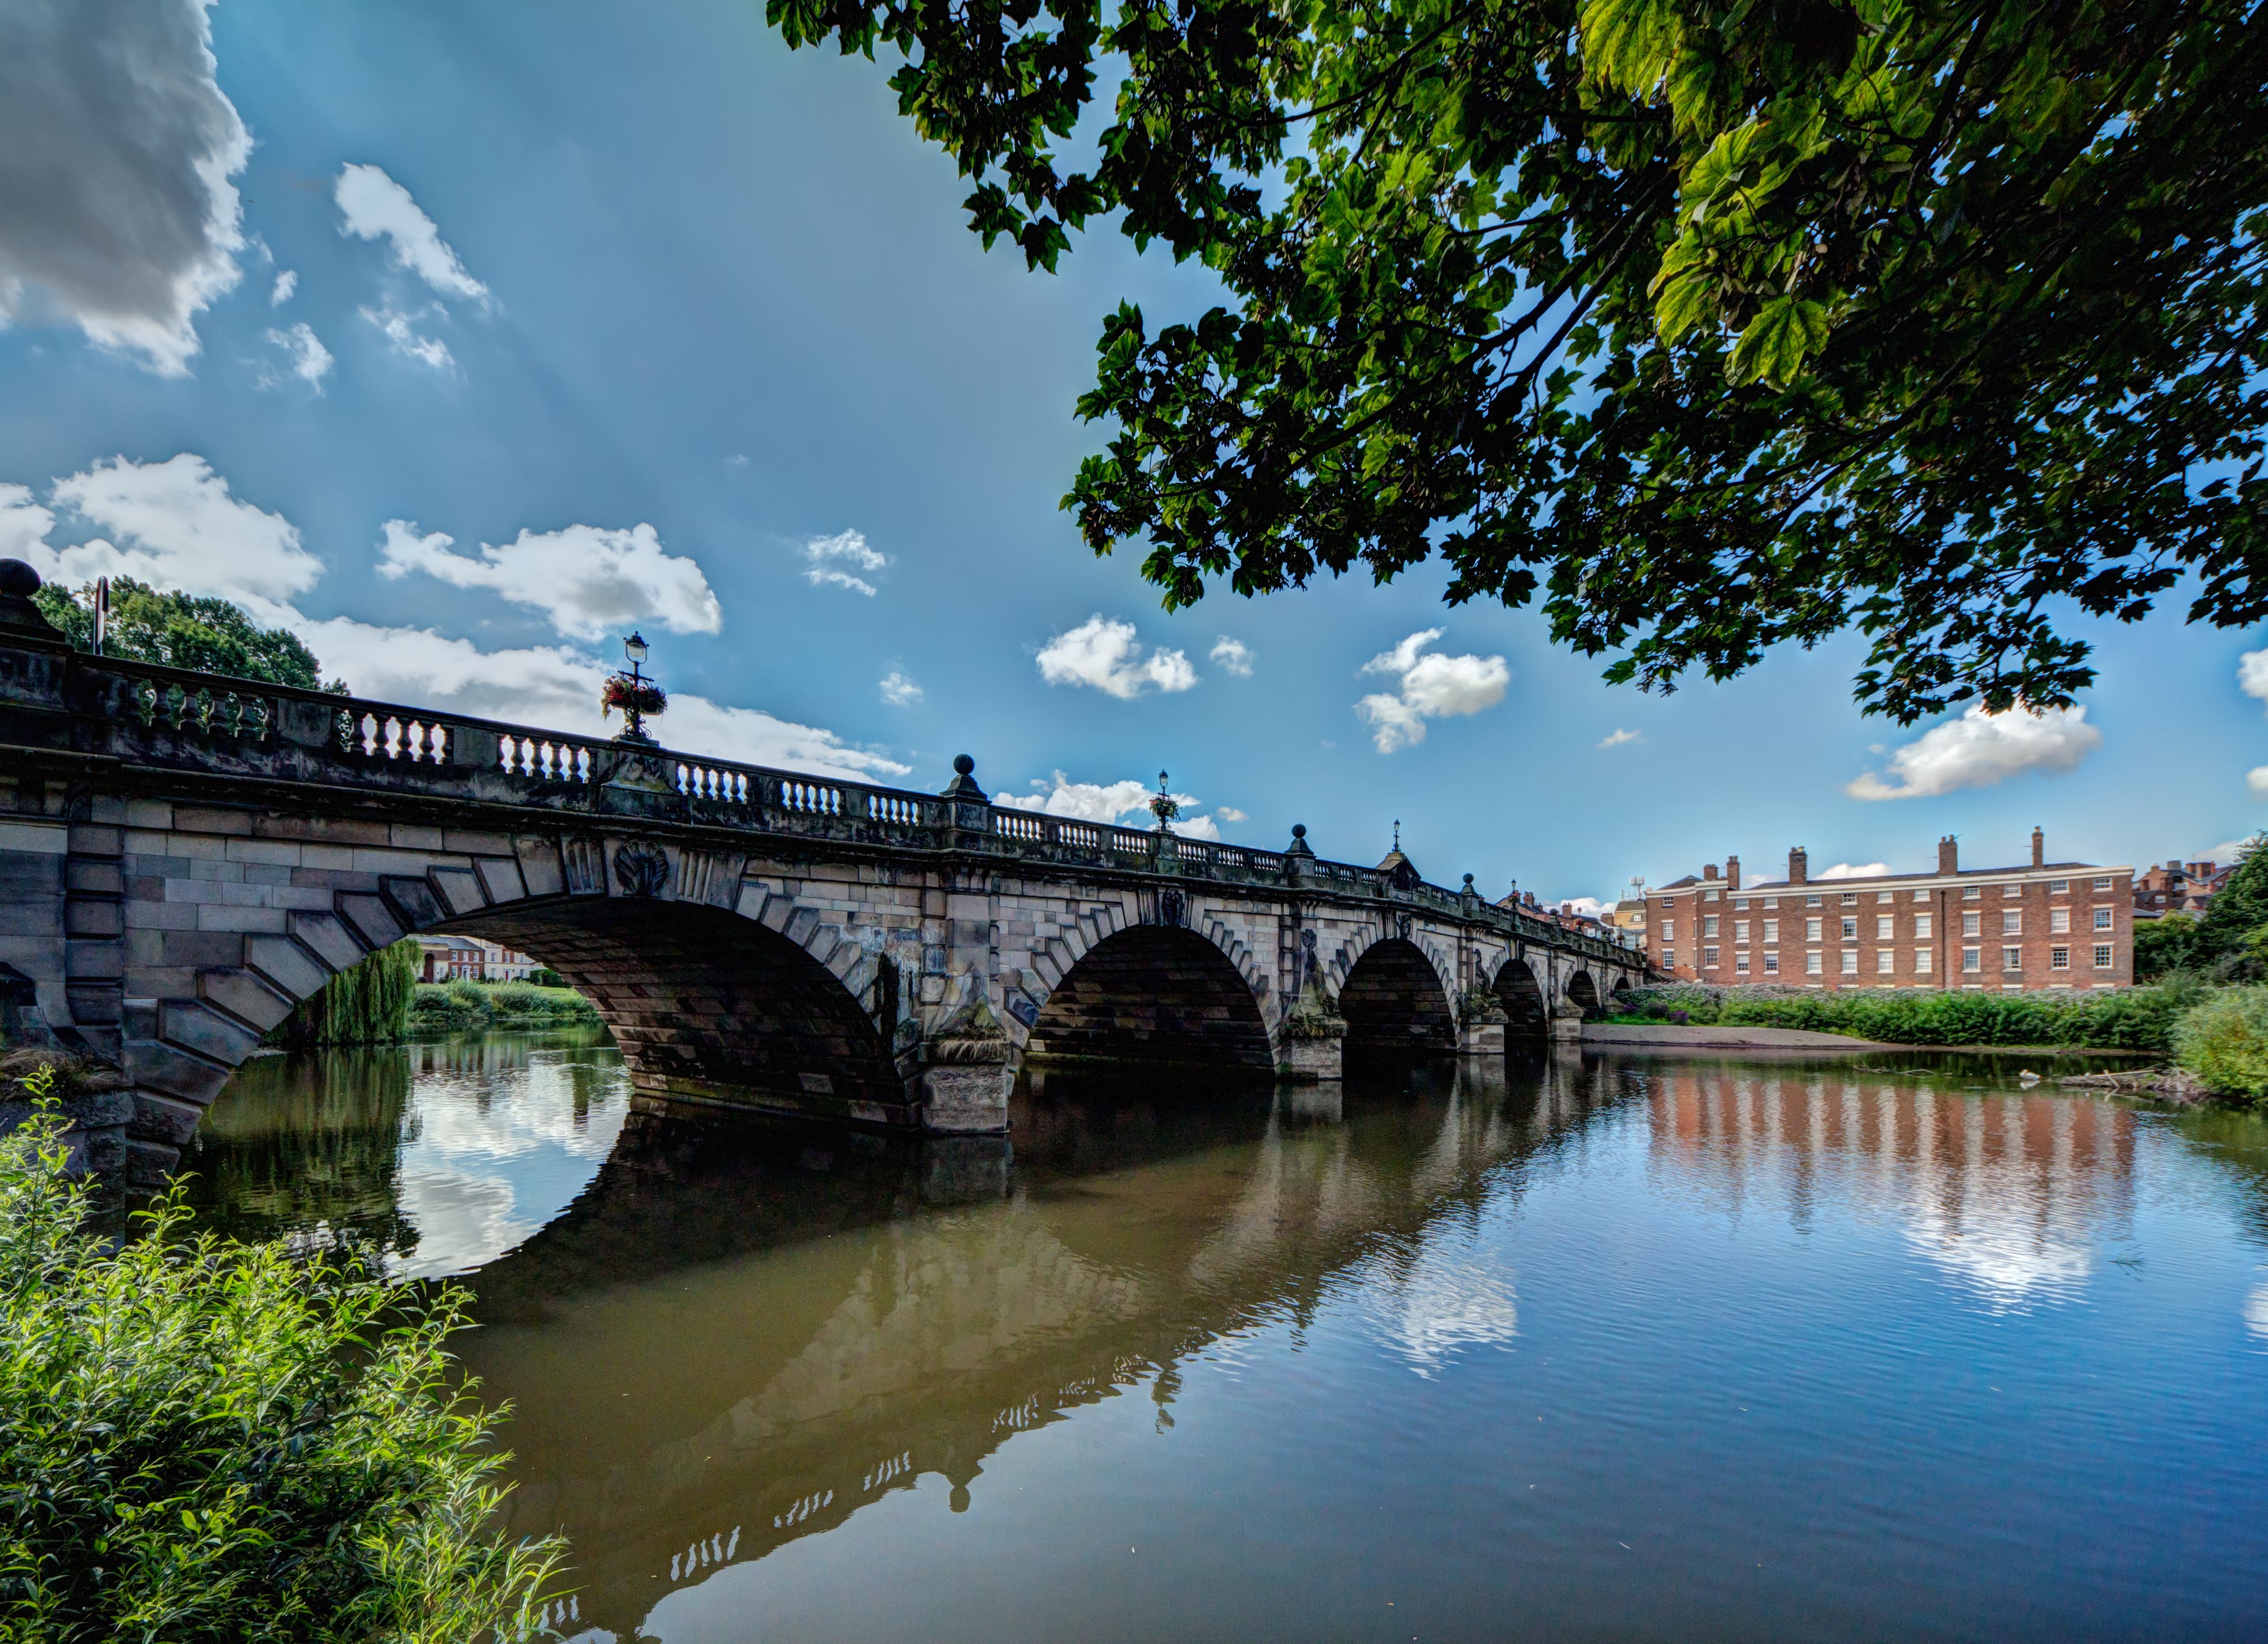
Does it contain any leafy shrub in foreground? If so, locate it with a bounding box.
[0,1068,564,1642]
[1615,982,2196,1051]
[2175,989,2268,1102]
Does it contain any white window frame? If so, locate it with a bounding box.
[1840,950,1859,975]
[1914,949,1933,974]
[1763,919,1779,943]
[2002,911,2021,935]
[1806,950,1823,975]
[1841,917,1859,939]
[2003,945,2023,971]
[1962,948,1982,972]
[1876,949,1895,975]
[1876,916,1893,939]
[1763,953,1780,974]
[1806,917,1823,941]
[2050,908,2070,933]
[1915,913,1933,938]
[2051,946,2070,971]
[2094,944,2114,969]
[2094,907,2114,930]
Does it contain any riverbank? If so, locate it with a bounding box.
[410,981,603,1034]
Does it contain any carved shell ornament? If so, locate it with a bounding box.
[612,840,671,898]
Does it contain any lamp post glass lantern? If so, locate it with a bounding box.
[602,630,666,744]
[1149,770,1180,831]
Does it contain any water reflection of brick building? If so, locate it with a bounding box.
[1647,1068,2136,1303]
[1640,830,2133,990]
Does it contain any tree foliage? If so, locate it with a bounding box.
[0,1069,564,1643]
[33,577,343,693]
[2133,909,2199,981]
[271,940,423,1050]
[768,0,2268,718]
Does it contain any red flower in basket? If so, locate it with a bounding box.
[601,675,667,720]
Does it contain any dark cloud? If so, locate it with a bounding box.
[0,0,248,373]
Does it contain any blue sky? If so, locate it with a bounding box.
[2,0,2262,909]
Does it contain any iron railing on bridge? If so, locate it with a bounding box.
[28,650,1640,970]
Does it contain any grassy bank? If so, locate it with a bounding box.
[1611,982,2192,1052]
[410,981,603,1034]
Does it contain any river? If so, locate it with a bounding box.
[183,1034,2268,1642]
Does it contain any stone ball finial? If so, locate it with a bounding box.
[1464,873,1475,888]
[1291,823,1306,839]
[953,753,975,776]
[0,559,40,598]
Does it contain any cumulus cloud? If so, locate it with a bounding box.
[1354,629,1510,753]
[1557,897,1614,919]
[333,164,491,308]
[1036,616,1198,698]
[1216,806,1248,824]
[1817,861,1893,880]
[800,529,887,596]
[2241,648,2268,709]
[5,452,902,783]
[377,519,721,640]
[361,302,453,371]
[995,771,1227,839]
[23,454,322,614]
[0,0,249,375]
[879,671,923,707]
[2249,768,2268,797]
[270,269,296,306]
[1845,705,2103,800]
[1210,636,1254,676]
[260,323,333,390]
[1596,727,1642,749]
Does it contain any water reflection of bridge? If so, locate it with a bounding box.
[461,1051,1625,1636]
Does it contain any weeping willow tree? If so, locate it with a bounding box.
[270,939,421,1047]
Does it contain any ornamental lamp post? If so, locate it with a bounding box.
[602,630,666,746]
[1149,770,1180,832]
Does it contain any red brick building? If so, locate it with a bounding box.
[1643,831,2133,991]
[2133,858,2231,917]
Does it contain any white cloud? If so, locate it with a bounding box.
[377,519,721,640]
[26,454,322,613]
[2241,648,2268,708]
[298,618,907,782]
[800,529,887,597]
[361,302,453,371]
[1845,705,2103,800]
[270,269,296,306]
[1210,636,1254,676]
[0,484,56,562]
[1216,806,1248,824]
[879,670,923,707]
[333,163,491,308]
[1035,616,1198,699]
[995,771,1226,838]
[1558,896,1613,919]
[1355,630,1510,753]
[1596,727,1642,749]
[260,323,333,390]
[2249,769,2268,797]
[1817,861,1893,880]
[0,0,249,375]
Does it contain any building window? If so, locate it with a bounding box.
[2094,907,2113,930]
[1840,950,1859,975]
[1963,911,1982,936]
[1915,949,1933,974]
[2003,946,2023,971]
[2001,883,2018,896]
[1806,917,1823,941]
[1807,950,1823,975]
[1763,896,1779,909]
[1915,914,1933,938]
[1764,919,1779,943]
[1659,920,1674,942]
[1703,889,1719,903]
[1660,950,1675,969]
[2094,943,2113,969]
[1964,886,1982,900]
[1876,949,1895,974]
[1735,952,1751,974]
[2002,911,2021,935]
[1876,916,1893,939]
[1842,893,1858,906]
[1963,948,1982,972]
[2094,877,2113,891]
[1764,953,1780,974]
[2050,908,2070,933]
[2050,879,2069,894]
[1913,888,1929,901]
[1703,915,1719,937]
[1734,919,1749,941]
[1806,895,1823,907]
[1704,946,1720,969]
[1877,891,1894,903]
[1660,898,1673,909]
[2051,946,2070,970]
[1839,917,1858,939]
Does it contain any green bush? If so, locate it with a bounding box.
[409,982,601,1033]
[0,1068,564,1641]
[1614,981,2194,1051]
[2174,988,2268,1101]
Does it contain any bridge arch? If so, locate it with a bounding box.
[1491,955,1550,1039]
[1338,937,1456,1056]
[1564,969,1604,1020]
[1022,923,1273,1075]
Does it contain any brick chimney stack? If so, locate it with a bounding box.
[1938,835,1959,875]
[1788,847,1807,886]
[2032,826,2045,868]
[1703,863,1719,881]
[1726,854,1741,891]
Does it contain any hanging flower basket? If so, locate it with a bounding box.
[601,675,667,720]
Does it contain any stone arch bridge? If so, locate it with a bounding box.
[0,576,1645,1180]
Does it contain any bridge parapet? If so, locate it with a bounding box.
[7,646,1640,974]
